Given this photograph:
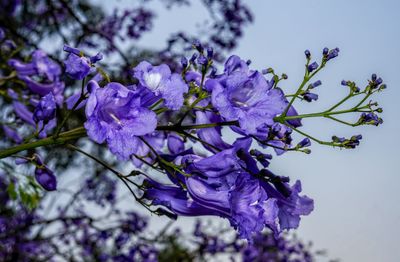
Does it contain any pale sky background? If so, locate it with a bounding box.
[77,1,400,261]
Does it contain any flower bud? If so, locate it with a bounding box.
[307,62,318,72]
[304,49,311,59]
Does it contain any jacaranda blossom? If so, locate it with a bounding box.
[209,55,287,134]
[35,166,57,191]
[143,138,313,240]
[33,93,56,123]
[84,81,157,160]
[34,155,57,191]
[63,45,103,80]
[8,50,64,104]
[133,61,188,110]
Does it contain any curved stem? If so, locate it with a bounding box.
[0,127,86,159]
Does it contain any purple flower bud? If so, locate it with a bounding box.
[63,44,81,56]
[209,66,217,78]
[89,52,103,64]
[2,125,22,144]
[180,56,188,68]
[327,47,339,61]
[86,80,100,94]
[303,92,318,102]
[322,47,329,55]
[189,53,198,64]
[371,74,377,81]
[250,149,272,167]
[341,80,348,86]
[193,40,203,52]
[206,47,214,59]
[311,80,322,88]
[304,50,311,58]
[271,123,282,134]
[15,158,28,165]
[33,93,56,123]
[344,134,362,148]
[359,112,383,126]
[2,40,16,51]
[375,77,383,85]
[35,166,57,191]
[307,62,318,72]
[197,54,208,66]
[297,138,311,148]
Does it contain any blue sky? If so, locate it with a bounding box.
[97,1,400,261]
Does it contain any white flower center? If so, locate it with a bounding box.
[109,113,122,126]
[144,72,162,91]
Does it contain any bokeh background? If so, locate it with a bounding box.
[95,1,400,261]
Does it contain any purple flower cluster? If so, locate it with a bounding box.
[9,50,64,104]
[144,139,313,240]
[0,38,385,245]
[75,45,315,240]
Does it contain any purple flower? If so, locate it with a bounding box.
[64,54,91,80]
[84,82,157,160]
[285,105,302,128]
[34,166,57,191]
[167,133,184,155]
[144,139,313,240]
[132,61,188,110]
[2,125,22,143]
[144,179,221,217]
[180,145,280,240]
[195,111,231,153]
[8,50,64,104]
[210,55,286,134]
[63,45,103,80]
[12,101,35,126]
[274,180,314,230]
[9,50,61,82]
[33,93,56,123]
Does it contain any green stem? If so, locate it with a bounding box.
[0,127,86,159]
[280,106,367,121]
[65,144,143,189]
[0,119,239,160]
[156,121,238,131]
[281,63,325,117]
[326,92,352,112]
[54,79,87,137]
[325,116,359,127]
[290,127,334,146]
[177,93,208,125]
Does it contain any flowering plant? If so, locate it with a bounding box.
[0,0,385,260]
